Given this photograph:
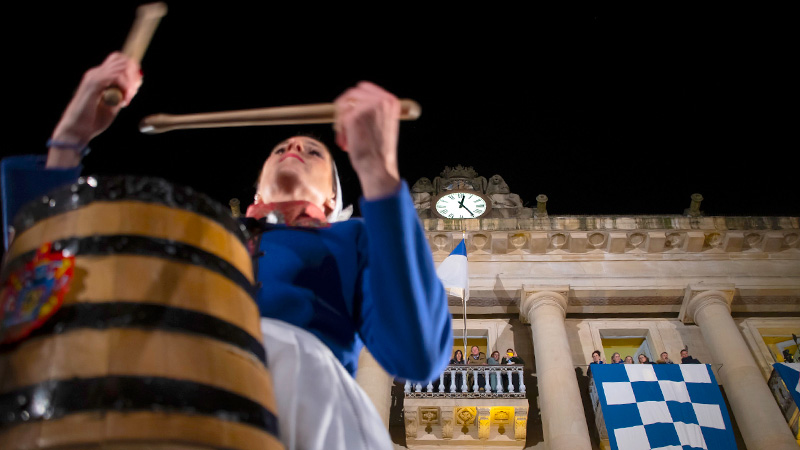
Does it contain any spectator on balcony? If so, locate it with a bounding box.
[448,349,465,392]
[657,352,674,364]
[488,350,501,392]
[638,354,655,364]
[467,346,487,391]
[501,348,524,365]
[450,350,465,365]
[611,352,623,364]
[591,350,605,364]
[467,346,487,365]
[624,355,634,364]
[680,348,701,364]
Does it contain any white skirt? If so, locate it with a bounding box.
[260,318,393,450]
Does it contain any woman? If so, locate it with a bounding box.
[448,349,465,391]
[450,350,465,365]
[638,354,655,364]
[487,350,501,392]
[1,52,451,449]
[624,355,635,364]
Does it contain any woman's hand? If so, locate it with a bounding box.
[47,52,142,168]
[334,82,401,200]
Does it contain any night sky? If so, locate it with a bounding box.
[5,4,796,218]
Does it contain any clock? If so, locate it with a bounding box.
[433,191,491,219]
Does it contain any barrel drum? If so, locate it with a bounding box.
[0,176,282,450]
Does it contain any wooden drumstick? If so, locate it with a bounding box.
[139,99,422,134]
[102,2,167,106]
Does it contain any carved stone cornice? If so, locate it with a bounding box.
[426,226,800,255]
[520,286,570,324]
[679,284,735,324]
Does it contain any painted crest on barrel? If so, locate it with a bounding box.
[0,242,73,344]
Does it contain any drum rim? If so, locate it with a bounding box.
[10,175,249,245]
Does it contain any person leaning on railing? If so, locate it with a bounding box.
[501,348,524,365]
[487,350,501,392]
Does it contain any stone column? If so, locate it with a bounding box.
[355,347,392,428]
[520,287,592,450]
[683,288,797,450]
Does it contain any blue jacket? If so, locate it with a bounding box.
[1,156,452,381]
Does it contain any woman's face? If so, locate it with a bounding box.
[638,355,647,363]
[625,356,634,364]
[492,351,500,360]
[257,136,335,211]
[455,350,462,360]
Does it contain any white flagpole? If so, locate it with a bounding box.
[462,228,468,358]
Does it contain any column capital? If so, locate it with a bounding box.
[679,284,735,324]
[520,285,570,323]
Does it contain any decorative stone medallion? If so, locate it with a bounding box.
[629,232,646,248]
[588,232,606,248]
[432,234,448,251]
[455,406,476,433]
[550,233,567,249]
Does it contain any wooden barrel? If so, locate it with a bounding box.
[0,176,283,450]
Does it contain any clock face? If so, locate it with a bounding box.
[435,192,488,218]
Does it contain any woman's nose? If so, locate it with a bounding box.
[286,139,304,153]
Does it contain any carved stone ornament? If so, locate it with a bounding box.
[411,177,434,216]
[405,409,418,438]
[441,409,454,439]
[478,407,491,440]
[433,165,487,194]
[455,406,477,425]
[419,406,440,425]
[515,418,527,440]
[491,407,514,425]
[440,165,480,180]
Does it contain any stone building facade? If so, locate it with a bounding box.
[356,167,800,450]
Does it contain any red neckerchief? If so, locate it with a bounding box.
[245,200,329,228]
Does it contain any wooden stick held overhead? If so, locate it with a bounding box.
[102,2,168,106]
[139,99,422,134]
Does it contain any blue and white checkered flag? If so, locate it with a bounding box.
[773,363,800,408]
[592,364,737,450]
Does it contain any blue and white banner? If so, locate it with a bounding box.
[592,364,736,450]
[773,362,800,408]
[436,239,468,300]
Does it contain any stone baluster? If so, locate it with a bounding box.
[461,369,468,392]
[426,379,434,393]
[517,367,526,393]
[506,369,514,393]
[521,287,592,450]
[496,368,503,393]
[682,286,798,450]
[484,368,491,392]
[439,372,445,392]
[404,380,411,395]
[450,367,457,393]
[414,382,422,393]
[472,367,480,392]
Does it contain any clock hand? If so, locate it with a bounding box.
[461,204,475,217]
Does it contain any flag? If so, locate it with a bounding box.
[436,239,468,300]
[773,363,800,407]
[591,364,737,450]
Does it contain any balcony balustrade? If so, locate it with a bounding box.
[404,364,526,399]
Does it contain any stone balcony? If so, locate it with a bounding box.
[403,365,529,448]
